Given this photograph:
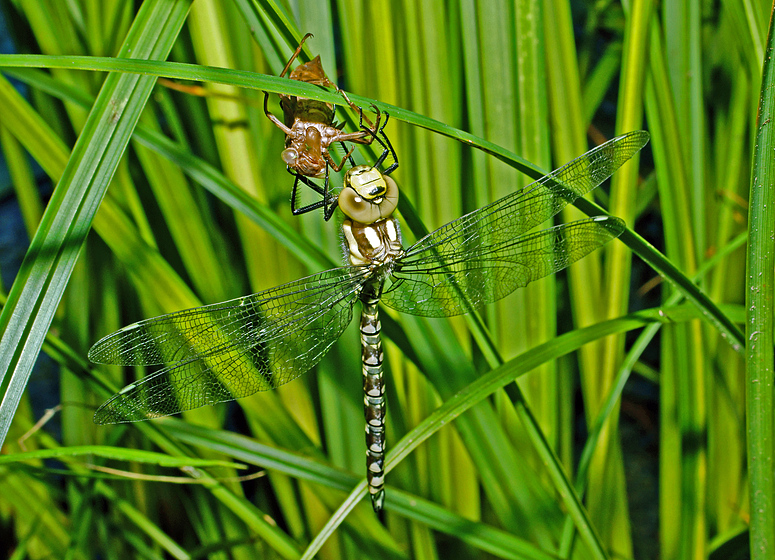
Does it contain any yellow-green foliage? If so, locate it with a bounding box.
[0,0,765,559]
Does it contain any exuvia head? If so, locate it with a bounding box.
[339,165,399,224]
[281,147,299,166]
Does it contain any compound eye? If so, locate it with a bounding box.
[339,172,399,223]
[281,148,298,166]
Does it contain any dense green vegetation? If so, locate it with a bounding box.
[0,0,769,558]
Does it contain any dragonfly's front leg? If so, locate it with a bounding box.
[289,169,339,220]
[290,172,327,216]
[360,109,399,176]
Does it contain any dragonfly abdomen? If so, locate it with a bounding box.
[360,294,386,512]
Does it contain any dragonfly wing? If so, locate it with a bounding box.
[402,131,648,256]
[381,217,625,317]
[91,267,367,423]
[378,132,648,318]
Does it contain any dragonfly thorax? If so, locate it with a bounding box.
[342,216,403,267]
[339,166,399,224]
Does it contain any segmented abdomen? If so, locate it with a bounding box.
[360,297,386,511]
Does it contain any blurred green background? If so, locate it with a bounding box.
[0,0,765,558]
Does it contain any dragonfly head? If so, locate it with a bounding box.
[339,165,399,224]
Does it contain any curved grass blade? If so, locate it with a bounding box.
[0,54,742,350]
[302,308,677,559]
[164,420,557,560]
[0,446,242,469]
[1,292,306,560]
[746,5,775,556]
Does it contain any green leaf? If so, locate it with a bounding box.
[746,4,775,558]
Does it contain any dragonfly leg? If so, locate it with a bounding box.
[343,141,357,168]
[290,173,329,217]
[336,86,375,130]
[359,103,380,133]
[327,145,356,172]
[263,94,292,135]
[280,33,313,78]
[321,165,340,221]
[354,103,380,143]
[289,168,339,220]
[362,110,398,175]
[330,104,383,147]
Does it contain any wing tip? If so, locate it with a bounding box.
[591,215,626,233]
[617,129,650,152]
[93,405,125,425]
[93,393,161,425]
[87,344,105,364]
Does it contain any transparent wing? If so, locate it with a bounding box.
[405,131,647,255]
[90,267,368,423]
[382,217,625,317]
[379,131,648,318]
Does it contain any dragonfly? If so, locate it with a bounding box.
[264,33,390,220]
[89,130,649,512]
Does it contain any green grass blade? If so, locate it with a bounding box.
[133,114,233,303]
[230,0,304,72]
[590,0,652,551]
[3,293,307,559]
[165,420,548,560]
[573,196,745,351]
[560,231,747,555]
[0,0,193,447]
[746,4,775,557]
[97,482,191,560]
[0,5,763,556]
[302,309,680,559]
[512,0,558,461]
[0,445,242,469]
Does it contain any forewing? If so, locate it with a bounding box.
[91,267,367,423]
[381,217,625,317]
[403,131,648,257]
